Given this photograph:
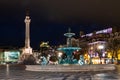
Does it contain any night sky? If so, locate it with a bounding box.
[0,0,120,49]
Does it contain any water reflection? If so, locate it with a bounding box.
[93,73,118,80]
[6,64,9,78]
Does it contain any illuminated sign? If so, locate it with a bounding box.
[4,51,20,62]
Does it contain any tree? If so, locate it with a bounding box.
[107,38,120,63]
[79,31,84,37]
[40,42,50,57]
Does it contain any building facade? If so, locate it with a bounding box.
[78,27,120,64]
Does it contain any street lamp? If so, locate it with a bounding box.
[57,52,63,64]
[98,45,104,64]
[58,52,63,57]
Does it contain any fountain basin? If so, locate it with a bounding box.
[26,64,116,72]
[57,47,81,64]
[57,47,81,55]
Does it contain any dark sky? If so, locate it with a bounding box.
[0,0,120,49]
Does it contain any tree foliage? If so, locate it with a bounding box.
[107,38,120,58]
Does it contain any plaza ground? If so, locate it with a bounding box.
[0,64,120,80]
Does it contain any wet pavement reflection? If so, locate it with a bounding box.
[0,64,120,80]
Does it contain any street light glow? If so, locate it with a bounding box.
[98,45,104,49]
[58,52,63,57]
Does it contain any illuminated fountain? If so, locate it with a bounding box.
[57,28,81,64]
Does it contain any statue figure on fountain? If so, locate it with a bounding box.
[40,56,48,65]
[78,55,85,65]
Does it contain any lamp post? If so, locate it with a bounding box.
[57,52,63,64]
[98,45,104,64]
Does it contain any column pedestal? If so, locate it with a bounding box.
[18,47,36,65]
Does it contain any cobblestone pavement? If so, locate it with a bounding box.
[0,65,120,80]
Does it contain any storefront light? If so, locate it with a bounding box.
[98,45,104,50]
